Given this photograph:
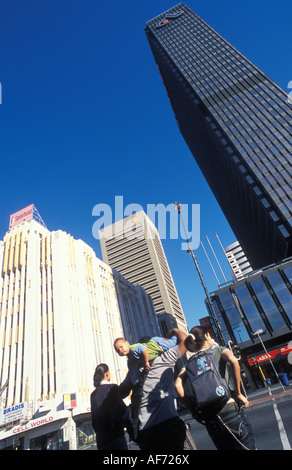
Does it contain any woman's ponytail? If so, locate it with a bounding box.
[185,326,208,352]
[93,363,109,389]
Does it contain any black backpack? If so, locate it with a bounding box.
[185,348,231,421]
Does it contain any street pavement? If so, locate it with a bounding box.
[246,381,292,409]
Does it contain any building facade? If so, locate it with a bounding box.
[99,210,188,332]
[0,206,160,449]
[145,3,292,270]
[208,257,292,388]
[225,241,253,280]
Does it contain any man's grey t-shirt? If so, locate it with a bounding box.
[138,345,181,431]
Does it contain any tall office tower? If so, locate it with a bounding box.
[225,241,253,280]
[99,210,188,332]
[0,205,159,449]
[145,3,292,270]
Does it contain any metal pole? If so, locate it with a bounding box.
[255,332,285,392]
[200,240,220,286]
[258,365,272,394]
[175,203,224,344]
[215,232,230,262]
[206,235,228,284]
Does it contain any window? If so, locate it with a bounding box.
[270,211,279,221]
[211,297,232,343]
[275,288,292,307]
[250,277,286,330]
[233,323,250,343]
[234,284,266,332]
[267,312,286,330]
[253,186,262,196]
[279,225,290,238]
[283,266,292,282]
[218,290,233,308]
[266,271,284,289]
[217,291,250,341]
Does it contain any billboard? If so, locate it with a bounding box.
[199,316,216,338]
[9,204,33,229]
[248,343,292,366]
[64,393,77,410]
[0,402,27,427]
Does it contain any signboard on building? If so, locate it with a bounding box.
[199,316,216,338]
[38,400,52,413]
[0,402,27,427]
[248,343,292,366]
[63,393,77,410]
[9,204,33,229]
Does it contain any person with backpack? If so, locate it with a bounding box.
[118,328,197,450]
[90,363,128,450]
[175,326,256,450]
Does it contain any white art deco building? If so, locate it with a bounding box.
[0,205,159,450]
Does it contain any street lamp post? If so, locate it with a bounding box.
[174,202,224,343]
[253,329,285,392]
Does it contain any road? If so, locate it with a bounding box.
[184,399,292,450]
[80,392,292,451]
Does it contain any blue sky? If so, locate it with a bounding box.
[0,0,291,329]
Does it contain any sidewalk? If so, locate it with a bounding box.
[247,381,292,409]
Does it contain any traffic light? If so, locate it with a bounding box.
[232,344,241,359]
[228,341,241,359]
[14,438,20,450]
[251,357,257,366]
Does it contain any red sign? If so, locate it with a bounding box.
[9,205,33,229]
[13,416,53,434]
[248,344,292,366]
[156,10,184,29]
[280,345,292,355]
[199,316,216,338]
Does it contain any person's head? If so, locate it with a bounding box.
[114,338,130,357]
[93,363,110,388]
[184,326,213,353]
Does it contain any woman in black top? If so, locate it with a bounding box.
[175,326,256,450]
[90,363,128,450]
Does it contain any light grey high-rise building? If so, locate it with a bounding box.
[99,211,188,332]
[145,3,292,271]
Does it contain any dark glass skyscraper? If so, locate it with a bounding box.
[145,3,292,270]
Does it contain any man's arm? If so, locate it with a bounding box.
[142,347,151,370]
[222,348,250,408]
[167,328,188,357]
[118,372,133,399]
[174,369,187,398]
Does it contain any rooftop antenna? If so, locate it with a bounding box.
[206,234,228,284]
[215,232,240,281]
[32,205,47,229]
[200,240,220,287]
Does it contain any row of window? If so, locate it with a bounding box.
[154,14,292,223]
[211,263,292,344]
[159,15,291,131]
[204,115,291,238]
[148,19,292,235]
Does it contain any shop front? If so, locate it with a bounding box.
[0,410,71,450]
[72,405,95,449]
[30,428,64,450]
[248,343,292,388]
